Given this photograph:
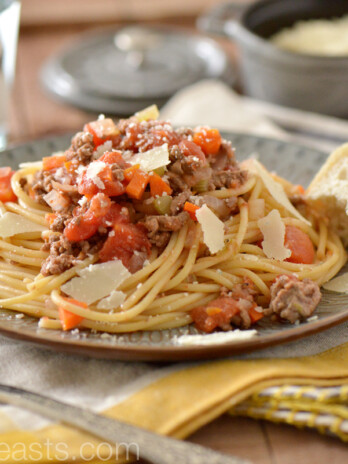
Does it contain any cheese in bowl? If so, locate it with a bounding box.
[270,15,348,56]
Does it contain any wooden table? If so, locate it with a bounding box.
[8,22,348,464]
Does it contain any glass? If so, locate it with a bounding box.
[0,0,20,150]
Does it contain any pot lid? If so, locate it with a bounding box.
[41,26,234,115]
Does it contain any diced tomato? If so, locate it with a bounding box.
[86,193,111,219]
[284,225,315,264]
[84,119,120,148]
[99,223,151,270]
[0,167,17,203]
[248,305,264,323]
[183,201,200,221]
[191,297,240,333]
[42,154,66,171]
[101,203,130,227]
[64,193,111,242]
[193,128,222,156]
[125,169,149,200]
[178,140,206,165]
[78,163,126,197]
[59,298,87,331]
[149,173,172,197]
[99,150,129,168]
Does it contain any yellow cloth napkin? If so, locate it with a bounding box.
[1,342,348,463]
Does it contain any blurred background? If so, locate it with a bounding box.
[10,0,245,143]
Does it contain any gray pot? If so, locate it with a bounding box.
[198,0,348,117]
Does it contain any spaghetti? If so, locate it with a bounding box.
[0,108,345,333]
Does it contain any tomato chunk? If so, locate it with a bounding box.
[64,193,111,242]
[191,297,240,333]
[78,163,126,197]
[99,223,151,271]
[193,128,222,156]
[284,225,315,264]
[84,119,120,148]
[0,167,17,203]
[178,140,206,165]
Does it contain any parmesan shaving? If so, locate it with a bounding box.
[245,158,310,225]
[258,209,291,261]
[97,290,126,310]
[0,212,46,237]
[130,144,170,172]
[176,329,257,346]
[61,260,130,305]
[196,204,225,254]
[323,273,348,293]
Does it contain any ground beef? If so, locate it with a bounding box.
[169,145,196,175]
[41,232,106,276]
[167,171,190,192]
[210,169,248,190]
[50,214,69,233]
[170,190,191,214]
[111,165,125,181]
[141,211,190,247]
[224,196,238,213]
[65,132,94,165]
[209,141,237,171]
[266,275,321,323]
[31,170,54,205]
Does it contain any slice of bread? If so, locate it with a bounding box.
[307,143,348,246]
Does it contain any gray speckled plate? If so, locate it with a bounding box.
[0,132,347,361]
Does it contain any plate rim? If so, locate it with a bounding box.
[1,131,346,362]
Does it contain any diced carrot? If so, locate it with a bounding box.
[58,298,87,331]
[124,164,140,182]
[249,305,264,323]
[193,128,222,156]
[149,173,172,197]
[42,154,66,171]
[184,201,200,221]
[125,169,149,200]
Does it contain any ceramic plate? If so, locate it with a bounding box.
[0,132,347,361]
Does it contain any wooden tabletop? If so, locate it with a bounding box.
[8,18,348,464]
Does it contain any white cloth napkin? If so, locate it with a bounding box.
[2,78,348,431]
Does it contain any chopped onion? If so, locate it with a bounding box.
[51,181,77,193]
[43,190,70,212]
[201,195,230,217]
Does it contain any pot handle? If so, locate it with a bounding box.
[197,2,248,37]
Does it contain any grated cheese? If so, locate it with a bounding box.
[129,144,170,172]
[196,204,225,254]
[323,273,348,293]
[258,209,291,261]
[0,212,46,237]
[176,329,257,346]
[85,161,107,190]
[244,158,310,225]
[97,290,126,310]
[61,260,130,305]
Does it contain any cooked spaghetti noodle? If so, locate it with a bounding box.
[0,108,345,333]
